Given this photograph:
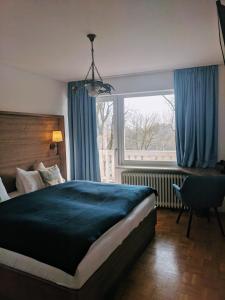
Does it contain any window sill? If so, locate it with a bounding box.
[116,165,184,174]
[116,165,179,170]
[116,165,220,175]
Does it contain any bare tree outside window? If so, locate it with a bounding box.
[125,111,160,150]
[124,94,176,161]
[96,100,113,150]
[96,98,115,182]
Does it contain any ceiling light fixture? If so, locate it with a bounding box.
[73,34,115,97]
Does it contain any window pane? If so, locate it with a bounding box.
[124,94,176,162]
[96,97,115,182]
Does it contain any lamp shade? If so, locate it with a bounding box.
[52,131,63,142]
[85,82,101,97]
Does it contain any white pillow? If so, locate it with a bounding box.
[16,169,25,193]
[37,162,65,184]
[0,177,10,203]
[16,168,45,193]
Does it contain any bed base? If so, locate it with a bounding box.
[0,207,157,300]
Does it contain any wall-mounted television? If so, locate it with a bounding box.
[217,0,225,63]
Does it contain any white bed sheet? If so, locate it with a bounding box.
[0,193,155,289]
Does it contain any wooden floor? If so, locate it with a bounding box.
[113,209,225,300]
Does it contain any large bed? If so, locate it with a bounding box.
[0,111,157,300]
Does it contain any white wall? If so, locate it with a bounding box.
[107,70,173,95]
[0,63,70,178]
[0,64,67,115]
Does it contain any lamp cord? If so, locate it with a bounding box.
[91,40,95,80]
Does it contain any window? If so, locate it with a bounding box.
[96,91,176,182]
[122,93,176,165]
[96,96,115,182]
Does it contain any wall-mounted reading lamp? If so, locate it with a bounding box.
[50,130,63,154]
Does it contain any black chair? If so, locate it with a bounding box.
[173,176,225,238]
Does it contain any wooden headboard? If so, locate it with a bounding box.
[0,111,67,192]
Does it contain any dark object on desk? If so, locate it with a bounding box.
[216,160,225,174]
[173,176,225,238]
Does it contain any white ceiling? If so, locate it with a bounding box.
[0,0,223,82]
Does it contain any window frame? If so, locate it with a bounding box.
[116,90,177,167]
[97,90,177,172]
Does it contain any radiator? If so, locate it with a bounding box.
[121,170,187,209]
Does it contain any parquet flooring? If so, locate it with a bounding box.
[113,209,225,300]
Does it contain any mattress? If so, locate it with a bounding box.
[0,193,155,289]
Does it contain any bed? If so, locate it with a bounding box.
[0,111,157,300]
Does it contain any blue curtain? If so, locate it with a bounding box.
[174,65,218,168]
[68,81,100,181]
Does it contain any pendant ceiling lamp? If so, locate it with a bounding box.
[74,34,115,97]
